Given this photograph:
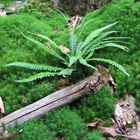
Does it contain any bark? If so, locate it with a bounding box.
[0,70,114,132]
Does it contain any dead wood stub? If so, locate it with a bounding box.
[0,68,114,132]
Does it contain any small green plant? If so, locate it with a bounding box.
[6,18,130,82]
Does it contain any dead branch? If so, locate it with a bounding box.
[0,67,114,132]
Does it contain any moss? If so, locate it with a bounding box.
[85,131,105,140]
[44,108,86,140]
[1,0,140,139]
[75,88,115,122]
[14,120,55,140]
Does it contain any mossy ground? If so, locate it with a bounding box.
[0,0,140,139]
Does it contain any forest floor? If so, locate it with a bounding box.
[0,0,140,139]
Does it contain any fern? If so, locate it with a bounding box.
[77,18,103,37]
[79,58,97,70]
[6,21,130,83]
[76,42,83,54]
[27,32,61,50]
[89,58,130,76]
[68,56,78,67]
[16,72,58,83]
[103,36,130,40]
[5,62,63,71]
[81,31,118,54]
[22,33,68,64]
[102,39,134,46]
[93,42,129,52]
[79,22,117,51]
[77,19,95,37]
[58,68,74,76]
[69,34,77,55]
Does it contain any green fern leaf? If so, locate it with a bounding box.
[82,31,118,55]
[28,32,61,50]
[69,34,77,55]
[16,72,58,83]
[56,9,69,24]
[84,51,94,61]
[89,58,129,76]
[79,58,97,70]
[58,68,74,76]
[80,22,117,51]
[68,56,78,67]
[93,42,128,51]
[103,36,130,40]
[5,62,63,71]
[77,18,103,37]
[77,19,95,37]
[102,40,134,46]
[22,33,68,64]
[76,42,83,54]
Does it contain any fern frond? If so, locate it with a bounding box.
[92,31,118,43]
[56,9,69,24]
[103,36,130,40]
[22,33,68,64]
[68,56,78,67]
[102,40,134,46]
[16,72,58,83]
[93,42,129,52]
[77,19,95,37]
[76,42,83,54]
[69,34,77,55]
[58,68,74,76]
[82,42,100,57]
[77,18,103,37]
[89,58,129,76]
[27,32,61,50]
[79,58,97,70]
[80,22,117,51]
[84,51,94,61]
[81,31,118,54]
[5,62,63,71]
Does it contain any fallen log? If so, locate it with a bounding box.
[0,66,115,131]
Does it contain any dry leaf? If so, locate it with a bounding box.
[68,15,81,29]
[59,45,70,54]
[87,95,140,139]
[87,122,100,128]
[98,126,117,137]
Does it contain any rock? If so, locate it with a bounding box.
[5,0,27,14]
[0,3,5,11]
[59,0,110,16]
[115,95,138,134]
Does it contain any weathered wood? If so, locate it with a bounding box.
[0,68,114,131]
